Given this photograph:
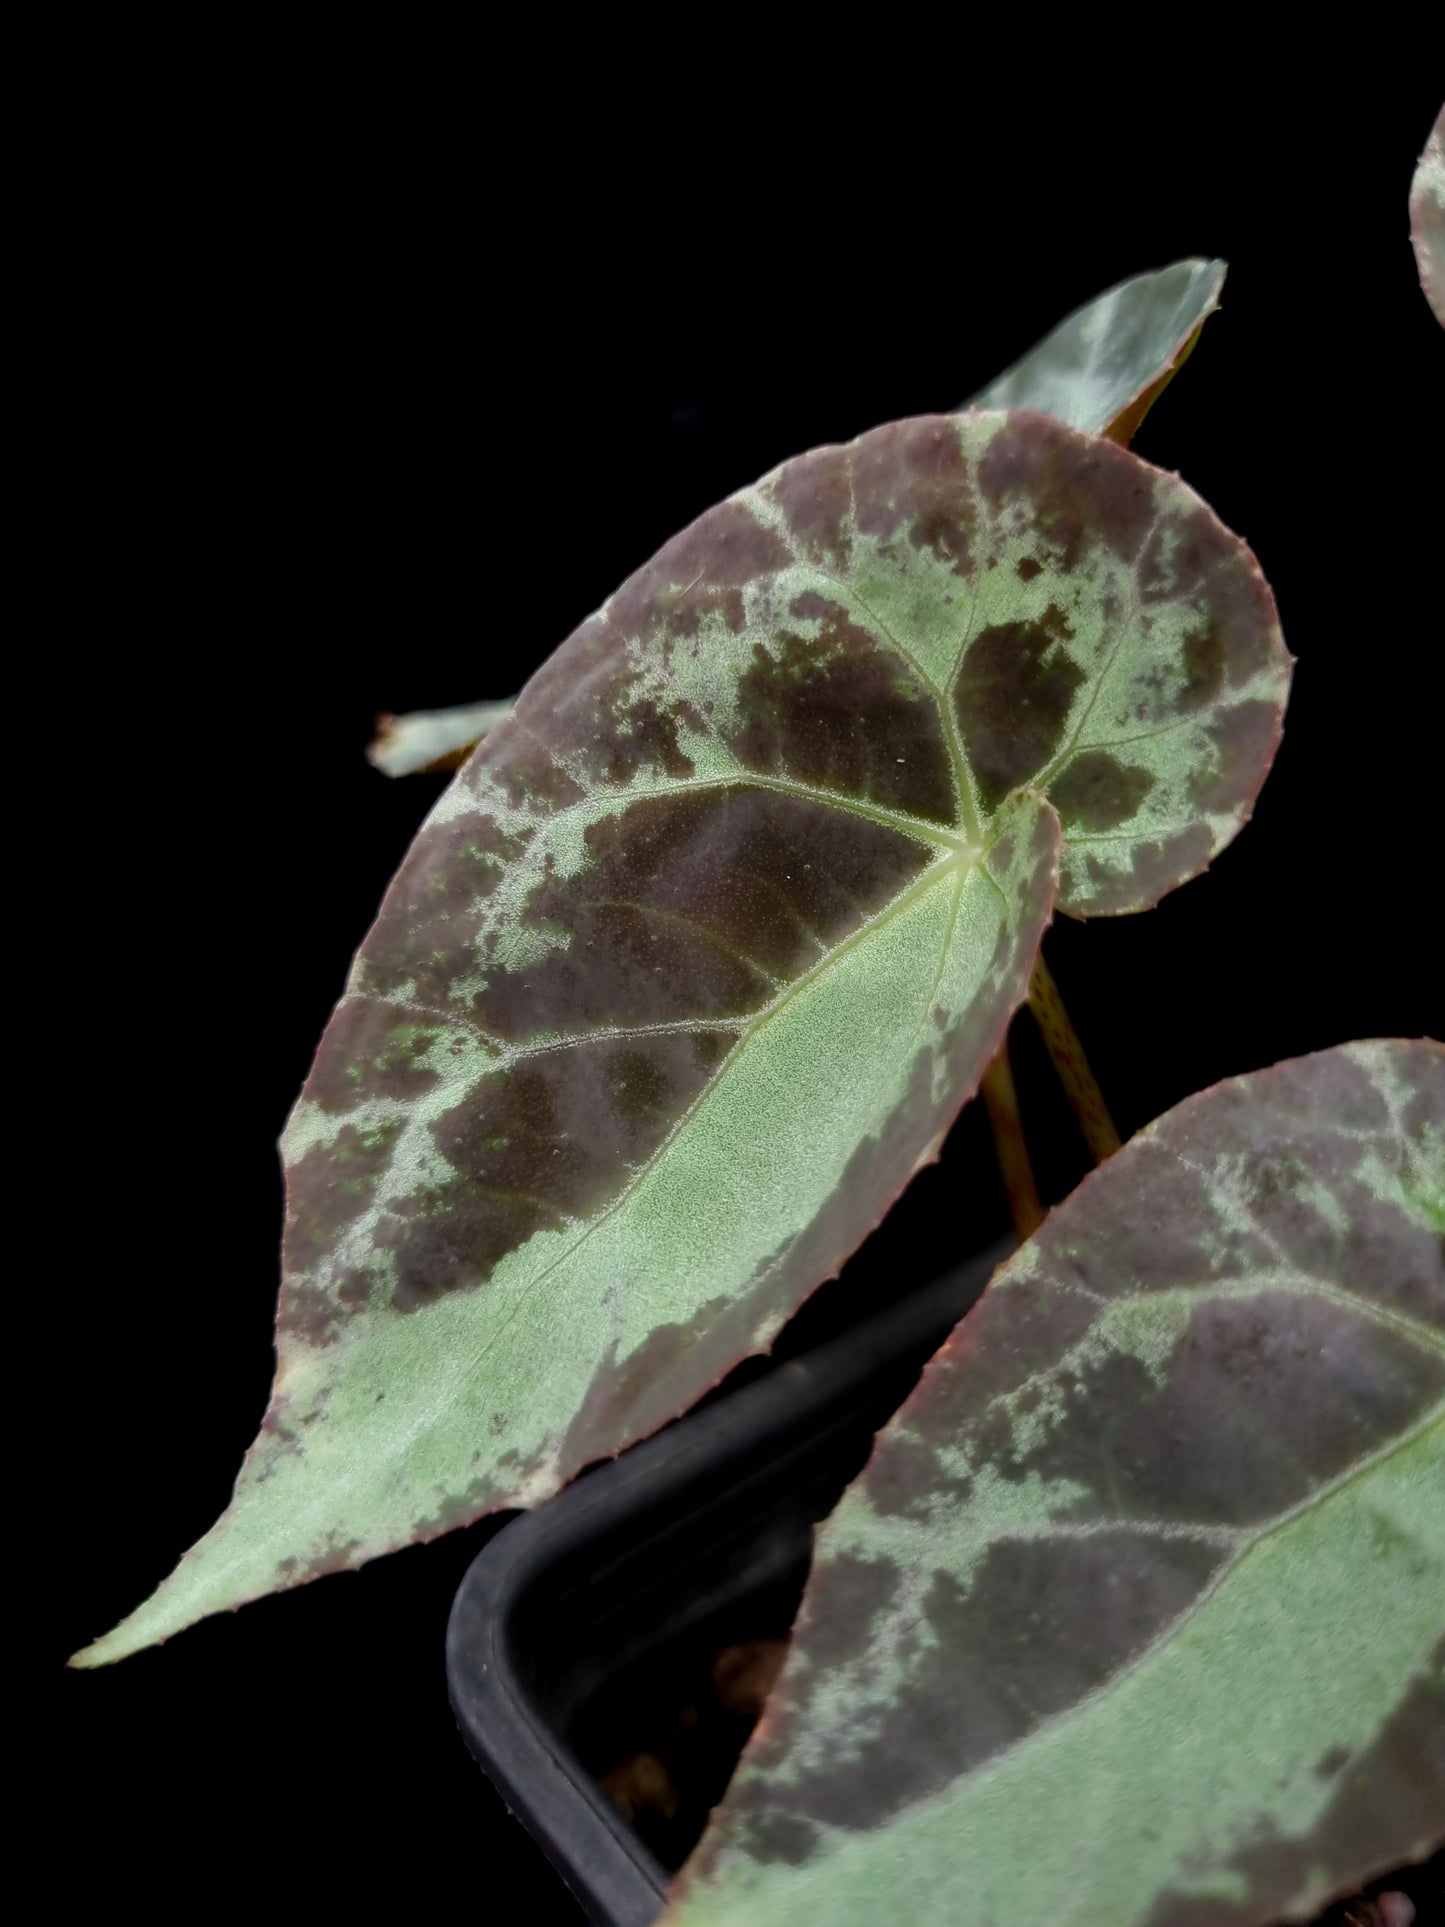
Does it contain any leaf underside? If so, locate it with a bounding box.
[965,259,1226,440]
[666,1040,1445,1927]
[1411,105,1445,329]
[78,409,1288,1665]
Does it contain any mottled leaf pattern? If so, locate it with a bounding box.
[367,698,516,777]
[966,260,1226,440]
[1412,106,1445,329]
[667,1041,1445,1927]
[77,411,1288,1665]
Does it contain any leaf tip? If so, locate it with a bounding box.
[66,1624,143,1670]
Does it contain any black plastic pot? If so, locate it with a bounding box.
[446,1239,1011,1925]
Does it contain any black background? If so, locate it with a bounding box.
[50,46,1440,1920]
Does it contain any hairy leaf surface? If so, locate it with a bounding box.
[966,259,1226,440]
[77,411,1288,1665]
[667,1041,1445,1927]
[1412,105,1445,328]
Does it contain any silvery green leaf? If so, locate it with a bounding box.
[367,699,516,776]
[75,411,1288,1665]
[965,259,1225,440]
[669,1040,1444,1927]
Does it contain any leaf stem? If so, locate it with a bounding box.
[981,1040,1046,1241]
[1026,951,1122,1163]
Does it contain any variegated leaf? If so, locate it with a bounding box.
[667,1040,1445,1927]
[966,259,1226,442]
[76,410,1288,1666]
[1412,105,1445,328]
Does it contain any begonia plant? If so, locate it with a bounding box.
[73,124,1443,1926]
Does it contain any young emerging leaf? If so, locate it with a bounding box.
[1411,105,1445,328]
[667,1040,1445,1927]
[964,259,1226,441]
[76,410,1288,1665]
